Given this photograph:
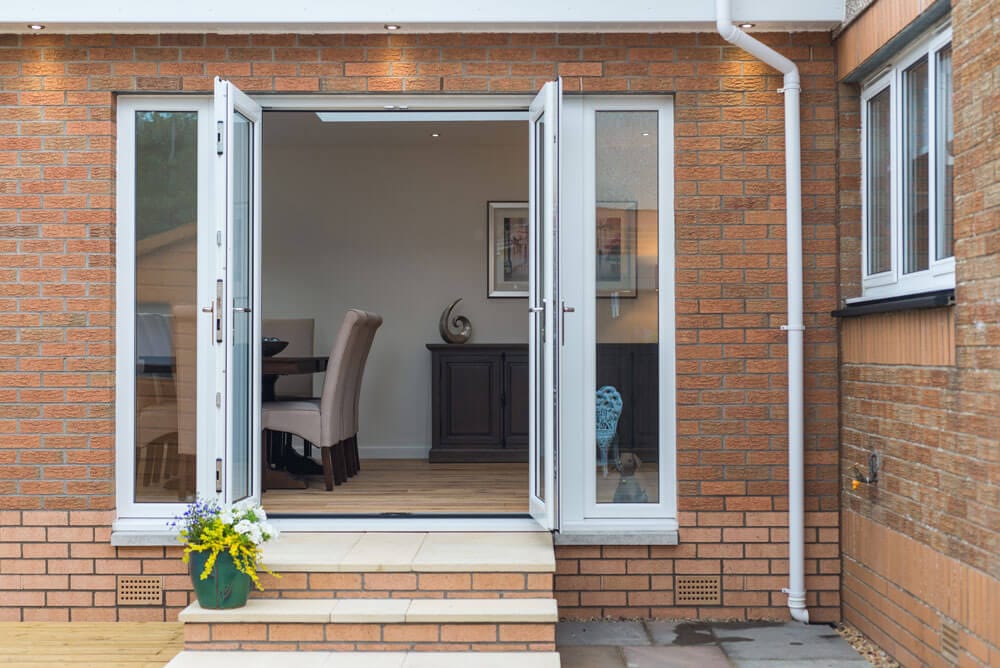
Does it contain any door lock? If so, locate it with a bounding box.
[560,301,575,345]
[214,279,224,343]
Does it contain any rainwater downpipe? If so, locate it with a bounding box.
[715,0,808,624]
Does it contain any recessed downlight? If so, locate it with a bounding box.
[28,24,45,30]
[430,132,441,138]
[384,24,401,31]
[739,23,755,29]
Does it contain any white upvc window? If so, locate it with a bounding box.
[860,23,953,300]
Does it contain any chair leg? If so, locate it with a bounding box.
[344,435,356,477]
[320,447,335,491]
[351,435,360,474]
[332,442,348,486]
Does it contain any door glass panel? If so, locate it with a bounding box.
[935,45,953,260]
[866,89,891,275]
[231,111,253,501]
[133,111,198,503]
[903,57,929,274]
[594,111,659,504]
[533,117,546,502]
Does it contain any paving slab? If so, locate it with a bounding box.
[732,662,871,668]
[558,645,627,668]
[713,622,866,662]
[623,645,732,668]
[557,621,651,646]
[644,620,715,646]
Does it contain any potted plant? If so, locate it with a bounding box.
[172,498,280,609]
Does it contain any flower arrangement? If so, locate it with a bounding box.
[172,498,280,591]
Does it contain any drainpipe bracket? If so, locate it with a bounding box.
[780,325,805,331]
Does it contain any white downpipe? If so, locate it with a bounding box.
[716,0,808,624]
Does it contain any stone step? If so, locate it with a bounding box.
[167,650,561,667]
[261,531,555,573]
[180,597,558,624]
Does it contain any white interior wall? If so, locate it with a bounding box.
[262,117,528,458]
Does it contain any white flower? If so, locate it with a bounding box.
[255,507,268,521]
[219,509,234,526]
[247,524,264,545]
[260,522,279,541]
[234,519,254,535]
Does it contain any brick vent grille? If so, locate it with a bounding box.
[117,576,163,606]
[940,620,960,664]
[675,576,721,605]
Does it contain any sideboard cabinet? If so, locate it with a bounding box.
[426,344,528,463]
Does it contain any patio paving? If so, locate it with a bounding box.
[557,620,871,667]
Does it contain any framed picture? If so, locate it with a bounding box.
[596,202,638,297]
[487,201,530,298]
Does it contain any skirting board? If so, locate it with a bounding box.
[357,444,431,459]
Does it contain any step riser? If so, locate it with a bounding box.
[184,622,555,652]
[256,572,553,599]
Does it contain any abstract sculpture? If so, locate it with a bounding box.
[438,298,472,344]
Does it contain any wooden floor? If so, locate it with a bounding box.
[0,622,183,667]
[262,459,529,514]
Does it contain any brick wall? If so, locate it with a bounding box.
[0,30,840,622]
[837,0,1000,664]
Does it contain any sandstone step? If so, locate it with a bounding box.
[261,531,555,572]
[167,650,561,667]
[180,597,558,624]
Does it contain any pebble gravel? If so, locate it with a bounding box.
[837,622,900,667]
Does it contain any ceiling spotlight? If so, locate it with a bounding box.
[641,132,650,137]
[384,24,401,31]
[430,133,441,138]
[28,24,45,30]
[739,23,755,29]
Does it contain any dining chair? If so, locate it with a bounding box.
[261,309,365,491]
[340,311,382,476]
[262,318,316,464]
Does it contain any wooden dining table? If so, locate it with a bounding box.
[262,355,328,402]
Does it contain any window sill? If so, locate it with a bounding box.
[554,530,679,546]
[832,288,954,318]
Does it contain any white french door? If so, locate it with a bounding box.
[214,78,263,505]
[528,80,561,529]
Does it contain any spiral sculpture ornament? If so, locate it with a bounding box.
[438,298,472,344]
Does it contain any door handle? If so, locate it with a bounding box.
[214,279,223,343]
[561,301,575,345]
[529,306,544,313]
[232,306,251,313]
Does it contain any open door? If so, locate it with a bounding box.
[214,78,262,504]
[528,80,561,529]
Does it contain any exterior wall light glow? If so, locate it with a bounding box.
[28,24,45,30]
[384,24,401,31]
[739,23,755,28]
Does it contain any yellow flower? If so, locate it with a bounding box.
[851,479,861,491]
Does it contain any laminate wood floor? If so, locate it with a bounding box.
[262,459,529,515]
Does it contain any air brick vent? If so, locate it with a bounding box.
[940,620,960,664]
[675,575,721,605]
[117,576,163,606]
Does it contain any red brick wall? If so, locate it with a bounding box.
[0,30,840,622]
[836,0,1000,664]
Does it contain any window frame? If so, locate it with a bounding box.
[860,22,954,300]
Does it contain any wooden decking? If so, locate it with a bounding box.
[0,622,183,667]
[262,459,529,514]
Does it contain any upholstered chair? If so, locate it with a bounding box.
[261,309,365,490]
[340,311,382,476]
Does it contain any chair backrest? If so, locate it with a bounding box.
[595,385,623,444]
[319,309,366,447]
[262,317,315,398]
[341,311,382,439]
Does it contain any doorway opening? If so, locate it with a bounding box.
[258,111,531,516]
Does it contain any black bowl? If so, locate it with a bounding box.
[262,339,289,357]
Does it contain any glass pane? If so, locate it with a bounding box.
[904,57,929,274]
[866,89,892,275]
[935,45,954,260]
[133,111,198,503]
[595,111,658,504]
[231,112,253,501]
[533,117,545,502]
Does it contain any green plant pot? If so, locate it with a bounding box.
[189,551,251,609]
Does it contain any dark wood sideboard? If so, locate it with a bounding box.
[427,344,528,463]
[427,342,660,464]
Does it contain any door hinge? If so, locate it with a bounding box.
[216,120,224,155]
[215,458,223,493]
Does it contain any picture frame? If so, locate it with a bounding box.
[487,201,530,298]
[596,202,638,298]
